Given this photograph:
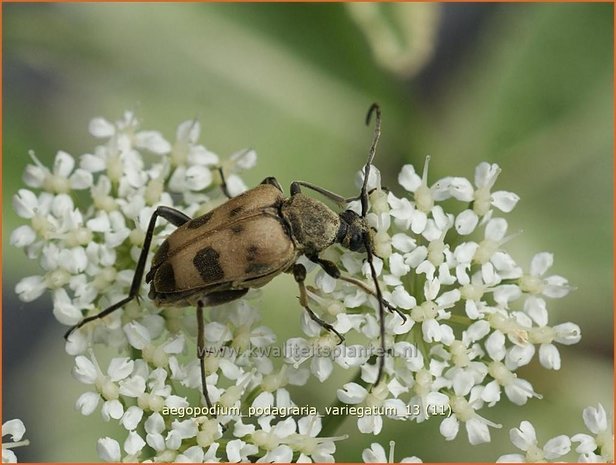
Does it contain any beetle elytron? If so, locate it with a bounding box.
[65,104,401,408]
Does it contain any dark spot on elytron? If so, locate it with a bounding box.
[193,247,225,282]
[155,262,176,292]
[229,206,243,218]
[231,224,244,234]
[187,211,213,229]
[245,262,270,275]
[151,240,170,267]
[246,245,258,261]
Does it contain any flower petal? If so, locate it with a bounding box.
[76,391,100,415]
[135,131,171,154]
[539,343,561,370]
[466,417,491,445]
[337,383,367,404]
[439,416,459,441]
[108,357,135,381]
[474,162,499,189]
[10,225,36,248]
[73,356,99,384]
[447,177,474,202]
[97,437,121,462]
[124,431,146,456]
[53,150,76,177]
[121,406,144,431]
[2,419,26,441]
[362,443,387,463]
[455,210,479,235]
[530,252,553,277]
[398,164,421,192]
[582,404,608,434]
[510,421,537,451]
[485,218,508,242]
[543,435,571,459]
[102,399,124,421]
[491,191,519,212]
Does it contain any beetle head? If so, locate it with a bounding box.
[337,209,369,252]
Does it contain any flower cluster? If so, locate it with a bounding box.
[304,157,581,445]
[497,403,613,462]
[11,111,590,462]
[12,113,348,462]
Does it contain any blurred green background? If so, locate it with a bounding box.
[3,3,613,462]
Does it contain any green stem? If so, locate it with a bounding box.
[449,314,473,327]
[241,386,263,411]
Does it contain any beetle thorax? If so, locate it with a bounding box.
[280,194,340,254]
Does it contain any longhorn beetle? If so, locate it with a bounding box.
[65,103,403,408]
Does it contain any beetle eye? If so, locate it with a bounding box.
[349,232,365,252]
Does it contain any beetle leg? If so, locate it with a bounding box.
[216,166,233,199]
[260,177,283,192]
[290,181,358,205]
[307,255,406,322]
[197,300,214,410]
[64,206,191,339]
[339,276,406,321]
[292,264,344,344]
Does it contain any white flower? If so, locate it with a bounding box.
[443,162,520,225]
[89,111,171,154]
[407,364,450,424]
[508,308,581,371]
[481,329,541,406]
[251,416,294,462]
[15,242,88,303]
[2,419,29,463]
[286,310,364,382]
[24,150,93,193]
[73,354,134,419]
[518,252,572,299]
[497,420,571,462]
[409,278,458,345]
[337,382,407,434]
[285,416,345,462]
[439,371,501,444]
[467,218,522,285]
[124,321,185,369]
[396,157,451,234]
[252,365,308,410]
[571,403,614,462]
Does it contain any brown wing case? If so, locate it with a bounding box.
[150,211,297,296]
[150,183,284,270]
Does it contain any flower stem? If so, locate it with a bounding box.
[3,440,30,449]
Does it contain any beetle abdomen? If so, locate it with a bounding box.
[147,211,297,305]
[149,184,284,271]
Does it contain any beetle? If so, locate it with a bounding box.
[65,103,402,409]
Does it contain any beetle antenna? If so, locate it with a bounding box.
[364,236,386,386]
[361,103,381,217]
[361,103,385,386]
